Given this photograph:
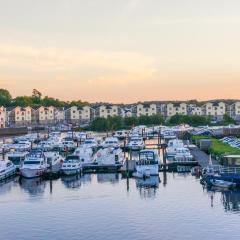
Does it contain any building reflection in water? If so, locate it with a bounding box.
[135,176,160,199]
[19,177,46,196]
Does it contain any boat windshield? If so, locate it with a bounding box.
[24,161,41,165]
[139,152,155,161]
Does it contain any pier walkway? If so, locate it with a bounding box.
[190,146,220,168]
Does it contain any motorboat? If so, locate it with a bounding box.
[210,179,236,189]
[0,160,16,181]
[174,147,194,163]
[7,151,28,169]
[61,155,82,175]
[82,138,99,150]
[127,136,144,151]
[44,151,64,174]
[101,137,120,149]
[133,149,160,178]
[20,150,48,178]
[74,147,93,166]
[113,130,128,140]
[166,139,184,157]
[11,140,31,152]
[59,139,76,152]
[93,147,124,166]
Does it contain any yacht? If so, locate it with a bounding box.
[113,130,128,140]
[59,139,76,152]
[101,137,120,149]
[20,150,48,178]
[166,139,184,157]
[61,155,82,175]
[12,140,31,152]
[82,138,99,150]
[74,147,93,166]
[93,147,124,166]
[7,151,28,169]
[133,149,160,178]
[44,151,64,174]
[127,136,144,151]
[0,160,16,181]
[174,147,194,163]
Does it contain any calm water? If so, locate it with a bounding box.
[0,172,239,240]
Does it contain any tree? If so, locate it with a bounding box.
[91,118,110,132]
[221,114,236,125]
[13,96,33,107]
[32,89,42,99]
[0,89,12,106]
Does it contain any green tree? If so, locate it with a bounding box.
[0,89,12,106]
[91,118,110,132]
[220,114,236,125]
[13,96,33,107]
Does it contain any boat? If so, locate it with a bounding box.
[127,135,144,151]
[133,149,160,178]
[113,130,128,140]
[20,150,48,178]
[59,139,76,152]
[210,179,236,189]
[93,147,124,166]
[11,140,31,152]
[166,139,184,157]
[82,138,99,150]
[61,155,82,175]
[0,160,16,181]
[173,147,195,163]
[44,151,64,173]
[74,147,93,166]
[101,137,120,149]
[7,151,28,169]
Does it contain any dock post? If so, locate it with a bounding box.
[158,130,160,155]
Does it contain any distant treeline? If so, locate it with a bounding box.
[0,88,88,108]
[88,114,236,132]
[89,115,234,132]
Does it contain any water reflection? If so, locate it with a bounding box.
[61,174,82,189]
[19,177,46,196]
[135,176,160,199]
[97,173,120,184]
[221,190,240,212]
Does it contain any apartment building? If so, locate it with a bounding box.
[202,102,226,120]
[8,106,34,126]
[36,106,55,125]
[95,105,120,118]
[166,103,187,117]
[229,101,240,121]
[0,106,6,128]
[135,103,157,117]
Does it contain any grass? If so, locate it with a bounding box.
[191,135,240,156]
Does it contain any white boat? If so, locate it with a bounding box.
[20,150,48,178]
[113,130,128,140]
[174,147,194,163]
[44,151,64,173]
[7,151,28,169]
[166,139,184,157]
[61,156,82,175]
[59,139,76,152]
[82,138,99,150]
[11,140,31,152]
[161,129,176,140]
[93,147,124,166]
[74,147,93,166]
[210,179,236,189]
[0,160,16,181]
[101,137,120,149]
[133,149,160,178]
[127,136,144,151]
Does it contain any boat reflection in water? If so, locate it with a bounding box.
[0,176,18,196]
[61,174,92,189]
[205,186,240,212]
[97,173,120,184]
[135,175,160,199]
[221,190,240,212]
[19,177,46,196]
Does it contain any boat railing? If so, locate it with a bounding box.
[220,166,240,175]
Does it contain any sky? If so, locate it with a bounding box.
[0,0,240,103]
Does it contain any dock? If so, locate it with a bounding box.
[190,146,220,168]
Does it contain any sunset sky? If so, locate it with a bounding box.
[0,0,240,103]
